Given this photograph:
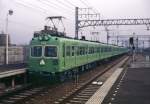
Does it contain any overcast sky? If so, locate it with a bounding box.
[0,0,150,45]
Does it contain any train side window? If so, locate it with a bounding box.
[88,47,90,54]
[92,47,94,54]
[86,46,88,54]
[105,47,107,52]
[45,46,57,57]
[77,46,80,56]
[90,47,92,54]
[107,47,109,52]
[80,47,82,55]
[110,47,112,52]
[66,46,70,56]
[83,47,85,55]
[101,47,103,53]
[72,46,75,56]
[88,47,91,54]
[97,47,100,53]
[94,47,96,53]
[103,47,105,52]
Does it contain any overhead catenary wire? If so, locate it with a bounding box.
[10,0,75,33]
[63,0,77,7]
[40,0,75,14]
[37,0,74,15]
[14,0,74,21]
[78,0,101,17]
[15,0,74,16]
[21,0,72,16]
[14,0,51,15]
[79,0,89,7]
[85,0,100,13]
[55,0,74,9]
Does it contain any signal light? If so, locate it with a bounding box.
[129,37,133,45]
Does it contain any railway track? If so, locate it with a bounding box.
[0,55,129,104]
[0,63,45,104]
[54,56,129,104]
[0,85,46,104]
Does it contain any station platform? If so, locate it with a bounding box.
[86,55,150,104]
[0,63,26,73]
[0,68,26,79]
[0,64,27,95]
[0,64,26,79]
[0,64,26,78]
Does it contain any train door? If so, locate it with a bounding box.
[75,46,77,66]
[71,46,76,67]
[63,43,66,67]
[65,45,71,69]
[86,45,88,63]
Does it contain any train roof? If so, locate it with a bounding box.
[32,33,125,48]
[32,26,126,48]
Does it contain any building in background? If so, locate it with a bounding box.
[0,33,29,65]
[0,33,10,46]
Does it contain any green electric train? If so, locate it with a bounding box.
[28,26,128,81]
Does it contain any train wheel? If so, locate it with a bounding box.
[57,72,67,82]
[67,71,73,80]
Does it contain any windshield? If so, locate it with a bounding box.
[31,46,42,57]
[45,46,57,57]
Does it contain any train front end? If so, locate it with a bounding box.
[28,34,60,77]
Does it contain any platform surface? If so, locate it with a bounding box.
[102,56,150,104]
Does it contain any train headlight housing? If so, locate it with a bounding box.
[44,36,49,41]
[38,36,42,41]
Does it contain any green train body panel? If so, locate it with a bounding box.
[28,34,128,74]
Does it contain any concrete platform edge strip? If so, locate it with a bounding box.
[0,68,26,78]
[86,68,124,104]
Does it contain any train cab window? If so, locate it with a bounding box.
[45,46,57,57]
[31,46,42,57]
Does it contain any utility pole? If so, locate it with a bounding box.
[5,9,13,65]
[105,27,109,44]
[117,35,119,46]
[136,37,138,53]
[149,37,150,48]
[75,7,79,39]
[75,7,100,39]
[143,41,144,49]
